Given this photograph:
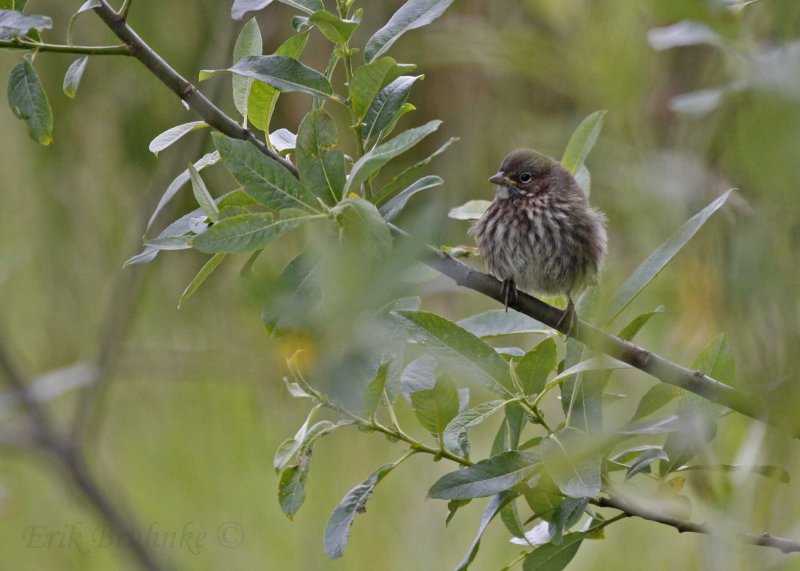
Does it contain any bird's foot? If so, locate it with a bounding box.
[555,296,576,336]
[501,279,517,312]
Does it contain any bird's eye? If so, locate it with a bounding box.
[519,172,532,183]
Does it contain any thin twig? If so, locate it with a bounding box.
[0,38,131,55]
[595,495,800,554]
[91,0,298,176]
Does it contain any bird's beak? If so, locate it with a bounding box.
[489,172,509,186]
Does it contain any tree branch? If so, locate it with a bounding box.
[595,495,800,554]
[0,37,131,55]
[91,0,298,176]
[0,322,168,571]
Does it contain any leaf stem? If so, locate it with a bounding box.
[0,38,131,56]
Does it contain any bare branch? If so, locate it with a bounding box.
[596,495,800,554]
[0,38,131,55]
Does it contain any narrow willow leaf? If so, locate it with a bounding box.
[273,405,319,473]
[428,451,538,500]
[279,0,323,13]
[400,355,437,394]
[626,448,669,479]
[617,306,665,341]
[549,356,631,386]
[212,133,317,212]
[548,497,588,544]
[619,415,681,435]
[362,362,389,417]
[345,120,442,193]
[605,190,733,323]
[630,384,682,422]
[309,10,359,44]
[324,463,396,559]
[207,55,333,99]
[446,498,471,527]
[144,235,193,251]
[296,109,346,204]
[458,309,548,339]
[410,374,460,434]
[692,333,736,384]
[378,175,442,222]
[455,492,516,571]
[442,400,508,457]
[364,0,455,63]
[7,58,53,145]
[193,212,309,254]
[248,31,310,132]
[561,110,606,176]
[332,198,393,259]
[393,310,513,395]
[231,0,274,20]
[360,75,421,141]
[522,533,585,571]
[178,253,225,309]
[541,428,601,498]
[62,57,88,99]
[448,200,491,220]
[233,17,263,118]
[188,163,220,220]
[524,475,562,522]
[647,20,722,51]
[350,56,403,121]
[148,121,208,156]
[0,10,52,37]
[516,338,557,396]
[374,136,456,204]
[146,151,220,231]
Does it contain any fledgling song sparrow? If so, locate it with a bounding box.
[471,149,607,326]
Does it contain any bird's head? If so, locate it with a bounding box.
[489,149,558,195]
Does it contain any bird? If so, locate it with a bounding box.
[471,148,607,330]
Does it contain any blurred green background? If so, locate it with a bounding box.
[1,0,800,569]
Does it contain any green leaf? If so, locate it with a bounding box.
[516,338,557,396]
[192,212,308,254]
[442,400,507,457]
[278,463,308,520]
[146,151,221,231]
[458,310,548,339]
[178,253,226,309]
[523,475,562,522]
[499,501,526,540]
[332,197,393,259]
[350,56,405,121]
[455,492,516,571]
[207,55,333,99]
[605,190,733,323]
[0,10,51,37]
[188,163,220,221]
[378,175,443,222]
[393,310,513,395]
[617,306,665,341]
[345,120,442,193]
[62,56,88,99]
[323,463,397,559]
[448,200,491,221]
[561,110,606,176]
[410,374,460,434]
[362,362,389,418]
[231,0,274,20]
[212,133,316,212]
[247,31,310,132]
[364,0,455,63]
[360,75,421,141]
[309,10,359,44]
[273,405,319,473]
[428,451,538,500]
[279,0,323,14]
[374,136,456,204]
[548,497,588,544]
[618,415,681,435]
[148,121,208,157]
[630,383,682,422]
[541,428,601,498]
[7,58,53,145]
[549,356,631,386]
[232,17,263,118]
[145,235,193,251]
[522,533,585,571]
[692,333,736,385]
[269,128,297,153]
[296,109,346,204]
[626,448,669,480]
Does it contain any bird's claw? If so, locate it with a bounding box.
[501,279,517,312]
